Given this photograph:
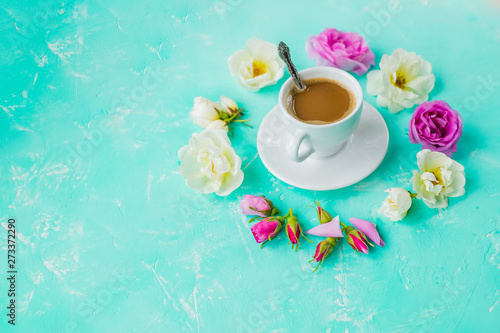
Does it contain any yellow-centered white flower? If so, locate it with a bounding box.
[189,97,221,128]
[178,129,243,196]
[411,149,465,208]
[379,188,412,221]
[367,48,435,113]
[228,38,285,91]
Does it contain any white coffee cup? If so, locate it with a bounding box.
[278,67,363,162]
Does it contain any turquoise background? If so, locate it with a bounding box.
[1,0,499,331]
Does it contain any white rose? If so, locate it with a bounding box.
[411,149,465,208]
[178,129,243,196]
[189,97,221,128]
[219,95,239,115]
[366,48,435,113]
[206,119,228,132]
[379,188,412,221]
[227,38,285,91]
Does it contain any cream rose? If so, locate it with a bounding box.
[189,97,221,128]
[367,48,435,113]
[189,96,249,132]
[227,38,285,91]
[178,129,243,196]
[379,188,412,221]
[411,149,465,208]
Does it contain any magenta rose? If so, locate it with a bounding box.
[409,101,463,157]
[251,218,282,243]
[306,28,375,75]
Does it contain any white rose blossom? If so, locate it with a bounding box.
[379,188,413,221]
[178,129,244,196]
[367,48,435,113]
[189,96,249,132]
[411,149,465,208]
[228,38,285,91]
[189,97,221,128]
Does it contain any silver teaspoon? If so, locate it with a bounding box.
[278,41,305,91]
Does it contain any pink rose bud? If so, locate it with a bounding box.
[310,237,339,272]
[284,209,313,251]
[311,199,333,224]
[306,28,375,75]
[251,217,284,248]
[286,223,300,245]
[342,226,373,254]
[349,218,385,247]
[306,215,344,238]
[240,195,277,218]
[409,100,463,157]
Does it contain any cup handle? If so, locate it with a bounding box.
[287,130,315,162]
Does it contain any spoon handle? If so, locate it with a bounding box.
[278,42,305,90]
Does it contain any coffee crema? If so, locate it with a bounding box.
[285,78,356,125]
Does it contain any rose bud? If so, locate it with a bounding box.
[219,96,239,115]
[311,199,333,224]
[310,237,339,272]
[305,215,344,238]
[206,119,229,132]
[379,188,412,222]
[240,195,278,220]
[349,218,385,247]
[284,209,313,251]
[349,217,385,246]
[340,222,373,254]
[189,97,221,128]
[251,217,284,248]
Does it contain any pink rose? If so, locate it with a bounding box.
[312,199,333,224]
[311,237,339,272]
[409,101,463,157]
[286,223,300,245]
[306,28,375,75]
[251,218,282,243]
[313,242,327,262]
[240,195,274,217]
[344,227,371,254]
[283,208,312,250]
[343,218,385,255]
[349,218,385,247]
[312,238,336,262]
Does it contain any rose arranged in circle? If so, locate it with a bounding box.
[306,28,375,75]
[409,100,463,157]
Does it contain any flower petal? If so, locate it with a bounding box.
[216,169,243,196]
[366,70,383,95]
[228,50,251,76]
[406,74,435,95]
[305,216,344,238]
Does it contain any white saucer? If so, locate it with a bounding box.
[257,102,389,191]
